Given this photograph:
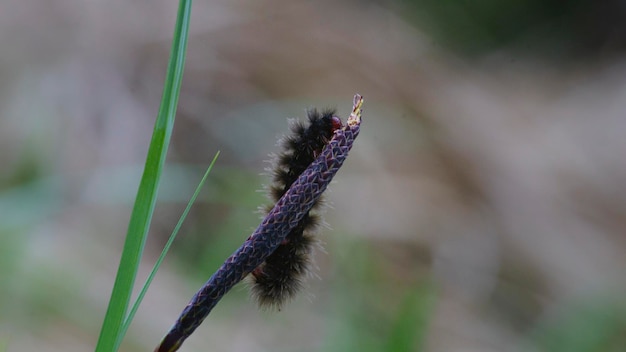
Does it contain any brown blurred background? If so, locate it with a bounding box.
[1,0,626,351]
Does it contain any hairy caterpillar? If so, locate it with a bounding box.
[155,94,363,352]
[247,109,343,308]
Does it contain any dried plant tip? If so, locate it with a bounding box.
[349,94,363,126]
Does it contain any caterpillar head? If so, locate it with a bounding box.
[330,115,343,132]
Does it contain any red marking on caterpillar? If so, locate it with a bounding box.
[331,116,343,131]
[246,109,343,309]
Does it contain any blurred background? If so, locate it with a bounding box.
[1,0,626,351]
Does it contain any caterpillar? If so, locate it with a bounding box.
[246,109,343,309]
[154,94,363,352]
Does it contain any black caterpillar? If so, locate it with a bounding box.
[154,94,363,352]
[246,109,343,309]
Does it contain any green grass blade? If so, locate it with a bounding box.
[116,152,220,348]
[94,1,193,351]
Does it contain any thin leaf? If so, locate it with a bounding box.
[94,1,193,351]
[116,151,220,349]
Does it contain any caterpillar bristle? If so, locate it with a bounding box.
[301,212,321,230]
[247,230,318,309]
[246,108,342,309]
[282,136,300,151]
[289,120,307,135]
[268,185,285,201]
[277,153,298,170]
[248,270,303,310]
[271,168,290,182]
